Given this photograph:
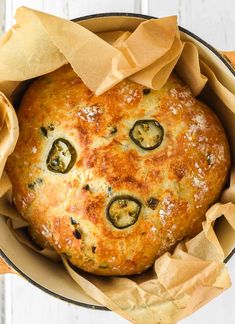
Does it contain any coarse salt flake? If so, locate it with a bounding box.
[77,105,102,122]
[31,146,37,154]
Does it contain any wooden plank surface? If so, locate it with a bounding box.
[0,1,235,324]
[0,0,5,35]
[149,0,235,50]
[4,0,140,31]
[0,277,4,324]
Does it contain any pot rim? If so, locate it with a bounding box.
[1,11,234,311]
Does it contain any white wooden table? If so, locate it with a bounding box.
[0,1,235,323]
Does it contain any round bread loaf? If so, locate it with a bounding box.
[6,65,230,276]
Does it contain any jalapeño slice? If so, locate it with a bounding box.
[129,119,164,150]
[107,195,141,229]
[47,138,77,173]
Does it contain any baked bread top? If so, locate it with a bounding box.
[6,65,230,275]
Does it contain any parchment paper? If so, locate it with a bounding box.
[0,7,235,324]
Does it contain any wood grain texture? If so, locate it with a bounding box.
[178,0,235,50]
[0,0,5,35]
[0,277,4,324]
[0,1,235,324]
[4,0,140,31]
[149,0,235,50]
[8,275,128,324]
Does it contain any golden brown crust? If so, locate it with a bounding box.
[6,65,230,275]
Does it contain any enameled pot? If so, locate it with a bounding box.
[0,12,235,310]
